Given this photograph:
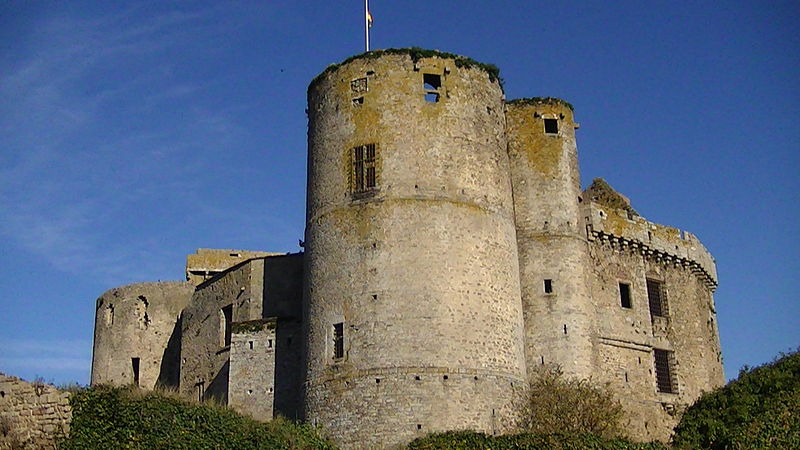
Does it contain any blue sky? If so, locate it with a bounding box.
[0,1,797,385]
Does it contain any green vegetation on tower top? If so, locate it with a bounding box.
[507,96,575,112]
[309,47,503,92]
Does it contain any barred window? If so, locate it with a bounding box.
[646,279,668,318]
[654,349,678,393]
[351,77,368,93]
[333,322,344,359]
[352,143,377,195]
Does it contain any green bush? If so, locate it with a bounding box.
[407,430,668,449]
[59,385,335,449]
[672,350,800,449]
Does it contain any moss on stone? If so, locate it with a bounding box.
[583,178,639,216]
[309,47,503,93]
[231,318,276,334]
[507,97,575,112]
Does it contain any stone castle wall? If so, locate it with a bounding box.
[0,374,71,450]
[85,49,725,449]
[585,204,724,441]
[180,258,264,403]
[90,281,194,389]
[304,52,526,448]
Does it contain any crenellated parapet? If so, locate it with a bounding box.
[583,202,717,291]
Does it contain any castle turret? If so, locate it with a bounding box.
[91,281,194,388]
[506,98,596,379]
[303,50,526,447]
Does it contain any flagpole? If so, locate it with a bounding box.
[365,0,370,52]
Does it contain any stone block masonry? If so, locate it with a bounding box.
[0,374,71,450]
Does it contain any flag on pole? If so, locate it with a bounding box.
[367,10,373,28]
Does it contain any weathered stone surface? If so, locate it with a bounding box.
[87,49,724,449]
[0,374,71,450]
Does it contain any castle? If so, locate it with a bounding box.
[90,49,724,448]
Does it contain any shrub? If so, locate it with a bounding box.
[519,366,624,439]
[59,385,336,449]
[407,430,668,449]
[672,350,800,449]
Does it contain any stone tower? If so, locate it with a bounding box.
[90,281,194,388]
[506,99,595,379]
[302,51,527,447]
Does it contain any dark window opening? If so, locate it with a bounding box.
[333,322,344,359]
[563,324,568,335]
[647,279,668,318]
[544,279,553,294]
[352,143,377,195]
[248,341,254,350]
[654,349,677,393]
[423,73,441,90]
[131,357,140,386]
[423,73,441,102]
[544,118,558,134]
[417,424,422,430]
[352,96,364,106]
[619,282,632,308]
[220,305,233,347]
[443,375,448,380]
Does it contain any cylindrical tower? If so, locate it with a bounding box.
[91,281,194,389]
[506,98,595,379]
[303,50,526,448]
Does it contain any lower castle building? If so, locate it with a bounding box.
[90,49,724,448]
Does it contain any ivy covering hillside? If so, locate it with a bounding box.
[59,386,335,449]
[672,350,799,449]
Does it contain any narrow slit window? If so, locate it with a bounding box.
[544,118,559,134]
[619,282,632,308]
[131,357,140,387]
[220,305,233,347]
[654,349,678,393]
[333,322,344,359]
[646,279,668,318]
[544,279,553,294]
[352,144,377,195]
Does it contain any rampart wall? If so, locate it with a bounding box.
[0,374,71,450]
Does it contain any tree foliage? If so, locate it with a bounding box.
[672,350,800,449]
[519,366,625,439]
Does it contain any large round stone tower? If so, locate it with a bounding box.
[303,50,527,448]
[506,99,595,379]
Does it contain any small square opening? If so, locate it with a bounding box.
[544,118,559,134]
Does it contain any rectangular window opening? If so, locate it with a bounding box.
[646,279,668,318]
[654,349,678,393]
[423,73,441,102]
[352,144,377,195]
[423,73,441,90]
[619,282,632,308]
[544,279,553,294]
[352,96,364,106]
[333,322,344,359]
[544,118,559,134]
[131,357,140,387]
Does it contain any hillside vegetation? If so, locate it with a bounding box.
[672,350,799,449]
[59,385,335,449]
